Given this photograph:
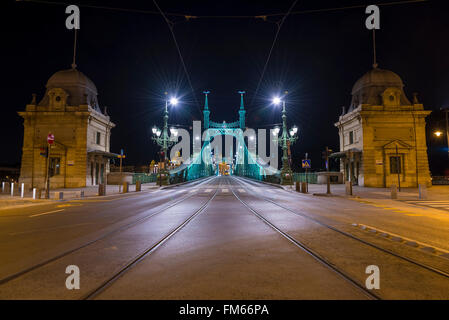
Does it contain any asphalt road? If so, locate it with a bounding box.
[1,176,449,299]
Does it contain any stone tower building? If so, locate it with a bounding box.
[333,67,431,187]
[18,67,116,189]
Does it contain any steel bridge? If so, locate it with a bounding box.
[168,91,280,184]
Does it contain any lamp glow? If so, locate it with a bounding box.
[272,97,281,105]
[170,97,178,106]
[434,130,443,137]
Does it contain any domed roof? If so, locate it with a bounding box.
[39,68,101,110]
[46,68,98,95]
[351,68,403,95]
[348,67,411,110]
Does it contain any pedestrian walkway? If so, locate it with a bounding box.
[0,182,158,210]
[284,183,449,201]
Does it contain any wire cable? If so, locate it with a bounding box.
[152,0,202,115]
[20,0,429,19]
[249,0,299,108]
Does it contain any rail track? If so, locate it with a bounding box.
[225,177,380,300]
[0,176,217,287]
[229,176,449,299]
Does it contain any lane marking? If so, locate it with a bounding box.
[189,189,196,193]
[221,189,229,193]
[29,209,64,218]
[238,189,246,193]
[204,189,212,193]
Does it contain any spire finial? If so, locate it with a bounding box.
[372,29,378,69]
[71,28,78,69]
[203,91,210,110]
[238,91,245,110]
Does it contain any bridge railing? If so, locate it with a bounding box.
[292,172,317,184]
[132,173,157,184]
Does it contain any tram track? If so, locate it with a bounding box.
[233,176,449,281]
[226,177,380,300]
[82,180,221,300]
[0,176,217,287]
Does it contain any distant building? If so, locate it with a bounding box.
[18,67,116,189]
[333,67,431,187]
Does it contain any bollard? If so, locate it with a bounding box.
[295,181,300,192]
[419,184,428,200]
[391,184,398,199]
[80,190,85,198]
[301,182,307,194]
[32,188,37,200]
[57,192,64,200]
[98,184,106,196]
[122,182,129,193]
[136,181,141,192]
[21,183,25,198]
[1,181,5,193]
[10,183,14,197]
[345,181,353,196]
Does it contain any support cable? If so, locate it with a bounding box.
[249,0,299,108]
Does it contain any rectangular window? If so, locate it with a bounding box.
[349,131,354,144]
[390,156,402,174]
[49,157,61,176]
[96,132,101,145]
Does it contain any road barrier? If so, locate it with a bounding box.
[301,182,308,193]
[419,184,427,200]
[345,181,353,196]
[98,184,106,196]
[122,182,129,193]
[390,184,398,199]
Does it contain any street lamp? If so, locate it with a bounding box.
[434,130,443,137]
[151,93,180,185]
[272,92,298,185]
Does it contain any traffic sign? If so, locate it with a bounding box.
[47,133,55,145]
[302,159,311,168]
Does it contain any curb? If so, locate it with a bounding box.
[352,223,449,260]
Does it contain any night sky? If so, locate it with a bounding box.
[2,0,448,174]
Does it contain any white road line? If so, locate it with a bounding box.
[189,189,196,193]
[204,189,212,193]
[221,189,229,193]
[29,209,64,218]
[238,189,246,193]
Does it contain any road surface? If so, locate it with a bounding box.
[1,176,449,299]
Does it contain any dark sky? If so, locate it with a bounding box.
[2,0,449,174]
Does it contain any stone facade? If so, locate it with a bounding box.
[334,67,432,187]
[18,68,116,190]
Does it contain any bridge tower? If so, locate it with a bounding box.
[203,91,210,129]
[238,91,246,129]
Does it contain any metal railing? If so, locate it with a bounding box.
[292,172,318,184]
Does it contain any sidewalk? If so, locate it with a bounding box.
[0,183,159,210]
[282,183,449,201]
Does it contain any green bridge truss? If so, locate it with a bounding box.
[168,91,281,184]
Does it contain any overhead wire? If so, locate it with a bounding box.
[152,0,202,116]
[20,0,429,19]
[249,0,299,108]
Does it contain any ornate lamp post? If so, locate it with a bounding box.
[273,93,298,185]
[151,93,179,185]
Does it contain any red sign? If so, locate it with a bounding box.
[47,133,55,145]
